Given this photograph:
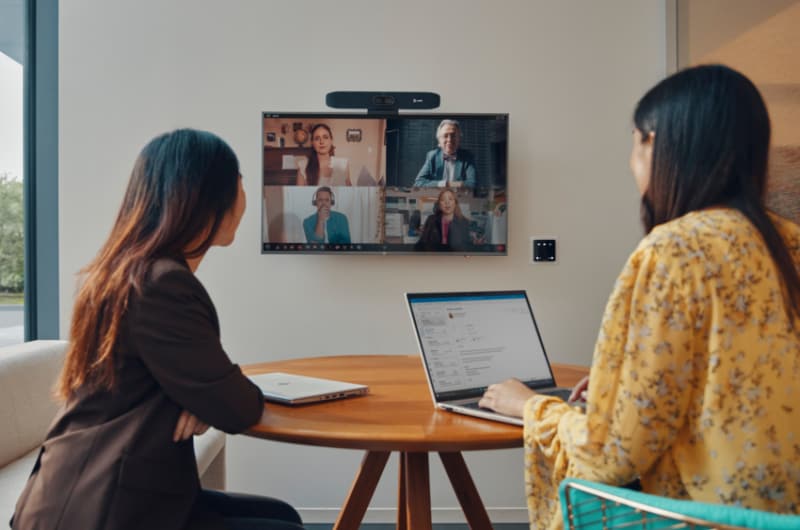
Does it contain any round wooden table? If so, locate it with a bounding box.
[244,355,588,530]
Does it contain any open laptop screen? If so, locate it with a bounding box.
[407,291,556,401]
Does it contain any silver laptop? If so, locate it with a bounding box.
[249,372,368,405]
[406,290,572,426]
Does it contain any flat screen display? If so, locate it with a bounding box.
[261,112,508,254]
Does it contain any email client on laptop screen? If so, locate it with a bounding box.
[407,291,570,425]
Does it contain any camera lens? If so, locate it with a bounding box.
[372,95,395,106]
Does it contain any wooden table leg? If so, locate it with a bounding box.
[439,451,493,529]
[333,451,390,530]
[403,452,432,530]
[397,453,407,530]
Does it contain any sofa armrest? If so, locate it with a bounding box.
[0,340,68,467]
[0,340,227,502]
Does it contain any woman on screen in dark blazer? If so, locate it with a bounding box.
[12,129,303,530]
[415,188,473,252]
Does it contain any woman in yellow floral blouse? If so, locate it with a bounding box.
[479,64,800,530]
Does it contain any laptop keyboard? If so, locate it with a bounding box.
[462,387,572,407]
[458,388,573,413]
[540,388,573,401]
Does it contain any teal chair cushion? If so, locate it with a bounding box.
[559,478,800,530]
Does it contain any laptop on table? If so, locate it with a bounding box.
[249,372,368,405]
[406,290,572,426]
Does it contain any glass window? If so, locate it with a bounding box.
[0,0,25,347]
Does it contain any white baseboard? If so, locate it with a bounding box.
[297,506,529,524]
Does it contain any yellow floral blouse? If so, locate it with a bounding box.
[523,208,800,530]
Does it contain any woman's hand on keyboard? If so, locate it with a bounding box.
[478,378,535,418]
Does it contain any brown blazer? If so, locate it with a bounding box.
[12,258,264,530]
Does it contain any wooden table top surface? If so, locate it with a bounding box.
[244,355,588,452]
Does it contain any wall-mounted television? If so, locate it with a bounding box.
[261,112,508,255]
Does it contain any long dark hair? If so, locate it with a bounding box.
[306,123,335,186]
[58,129,240,399]
[634,64,800,321]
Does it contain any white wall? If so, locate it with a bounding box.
[59,0,666,523]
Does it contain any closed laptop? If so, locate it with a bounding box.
[250,372,368,405]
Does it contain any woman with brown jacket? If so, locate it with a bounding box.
[12,129,303,530]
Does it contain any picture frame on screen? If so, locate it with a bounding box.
[261,112,508,255]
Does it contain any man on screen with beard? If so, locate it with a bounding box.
[303,186,351,245]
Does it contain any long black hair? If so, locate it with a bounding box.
[634,64,800,321]
[59,128,240,398]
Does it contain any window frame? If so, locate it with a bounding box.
[23,0,58,340]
